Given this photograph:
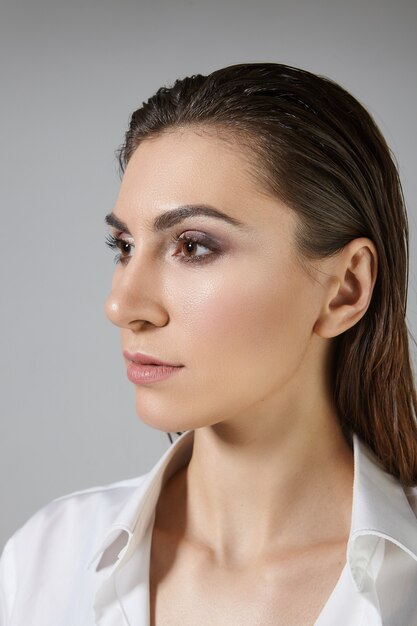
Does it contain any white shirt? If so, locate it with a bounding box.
[1,430,417,625]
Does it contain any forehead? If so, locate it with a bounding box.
[120,128,261,201]
[115,127,297,239]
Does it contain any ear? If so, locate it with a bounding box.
[313,238,378,339]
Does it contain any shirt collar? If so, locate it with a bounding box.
[86,429,195,571]
[347,433,417,590]
[86,429,417,592]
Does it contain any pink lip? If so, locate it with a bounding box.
[123,350,183,367]
[123,350,184,385]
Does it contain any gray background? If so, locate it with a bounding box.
[1,0,416,550]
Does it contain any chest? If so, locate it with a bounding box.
[149,531,347,626]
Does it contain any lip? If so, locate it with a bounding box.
[123,349,183,367]
[126,361,183,385]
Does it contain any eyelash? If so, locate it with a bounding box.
[104,231,218,265]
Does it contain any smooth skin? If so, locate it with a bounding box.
[104,127,378,625]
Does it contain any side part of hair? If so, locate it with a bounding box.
[117,63,417,485]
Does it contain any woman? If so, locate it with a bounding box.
[1,62,416,625]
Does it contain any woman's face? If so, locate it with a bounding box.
[105,128,329,433]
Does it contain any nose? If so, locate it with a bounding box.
[104,257,169,331]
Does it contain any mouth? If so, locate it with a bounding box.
[125,359,184,385]
[123,349,183,368]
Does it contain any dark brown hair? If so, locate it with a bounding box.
[116,62,417,484]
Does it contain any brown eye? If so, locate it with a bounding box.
[174,232,216,263]
[118,240,132,257]
[105,233,134,265]
[181,240,202,258]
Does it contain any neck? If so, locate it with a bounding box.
[187,411,352,566]
[156,407,353,570]
[154,344,354,569]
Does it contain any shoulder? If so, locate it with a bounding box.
[10,473,147,542]
[0,474,150,623]
[1,472,148,569]
[404,484,417,517]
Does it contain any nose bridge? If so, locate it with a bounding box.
[105,248,168,329]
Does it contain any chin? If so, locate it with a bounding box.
[133,390,230,433]
[134,401,193,433]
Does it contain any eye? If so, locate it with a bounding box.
[105,230,221,266]
[105,233,134,265]
[172,231,219,263]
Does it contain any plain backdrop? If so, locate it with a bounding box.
[1,0,416,549]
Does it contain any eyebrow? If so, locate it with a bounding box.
[104,204,248,234]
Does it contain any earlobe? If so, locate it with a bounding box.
[313,240,378,339]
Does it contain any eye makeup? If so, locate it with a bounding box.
[105,229,222,265]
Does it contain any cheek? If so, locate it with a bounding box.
[170,261,314,369]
